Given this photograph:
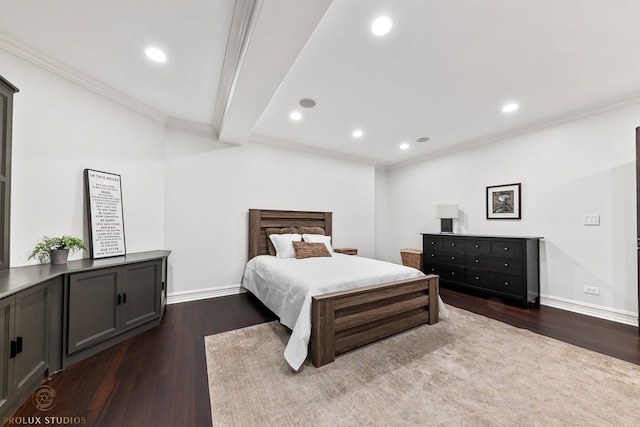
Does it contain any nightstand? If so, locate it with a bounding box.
[334,248,358,255]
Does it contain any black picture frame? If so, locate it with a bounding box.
[486,183,521,220]
[84,169,127,258]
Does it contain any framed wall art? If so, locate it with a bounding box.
[84,169,127,258]
[486,183,521,219]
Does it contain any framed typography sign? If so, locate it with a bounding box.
[84,169,126,258]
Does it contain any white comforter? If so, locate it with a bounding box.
[241,253,447,370]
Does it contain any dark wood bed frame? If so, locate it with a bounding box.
[248,209,440,367]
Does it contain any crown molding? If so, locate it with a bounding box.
[212,0,261,137]
[165,117,217,136]
[0,32,167,124]
[389,94,640,170]
[249,133,379,165]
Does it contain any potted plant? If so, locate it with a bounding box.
[29,235,87,264]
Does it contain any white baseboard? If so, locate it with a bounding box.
[540,294,638,327]
[167,284,245,305]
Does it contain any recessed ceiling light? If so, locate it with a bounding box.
[290,111,302,121]
[399,142,410,150]
[371,15,392,36]
[145,47,167,63]
[416,137,430,143]
[502,103,519,113]
[299,98,316,108]
[352,130,363,138]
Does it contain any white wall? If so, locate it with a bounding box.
[384,104,640,324]
[374,168,389,260]
[2,51,166,266]
[164,127,376,299]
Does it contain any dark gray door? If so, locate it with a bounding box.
[0,297,13,411]
[67,267,121,354]
[121,260,161,331]
[13,282,49,395]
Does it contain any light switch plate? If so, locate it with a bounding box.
[583,214,600,226]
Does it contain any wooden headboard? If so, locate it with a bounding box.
[248,209,333,259]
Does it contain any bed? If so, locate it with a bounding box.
[242,209,441,370]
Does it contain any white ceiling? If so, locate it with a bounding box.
[2,0,640,167]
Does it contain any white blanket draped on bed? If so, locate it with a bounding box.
[241,253,447,370]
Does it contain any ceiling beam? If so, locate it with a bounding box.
[214,0,333,145]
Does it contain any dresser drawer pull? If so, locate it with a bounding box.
[503,247,509,251]
[475,276,480,280]
[431,253,435,257]
[474,244,479,248]
[451,272,456,276]
[504,263,509,267]
[451,243,456,247]
[475,259,479,263]
[431,241,436,245]
[451,256,455,260]
[504,281,509,286]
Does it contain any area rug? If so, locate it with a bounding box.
[205,306,640,426]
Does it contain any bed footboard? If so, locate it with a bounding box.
[310,274,439,367]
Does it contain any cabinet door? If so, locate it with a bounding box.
[13,282,49,395]
[67,267,121,354]
[0,297,13,412]
[121,260,161,331]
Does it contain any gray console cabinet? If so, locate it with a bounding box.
[0,250,169,419]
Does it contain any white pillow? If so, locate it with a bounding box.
[269,233,302,259]
[302,234,333,254]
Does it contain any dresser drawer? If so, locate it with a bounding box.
[424,263,464,282]
[491,241,523,259]
[466,269,523,296]
[466,255,523,275]
[466,239,491,255]
[424,250,464,265]
[442,238,465,252]
[423,236,444,249]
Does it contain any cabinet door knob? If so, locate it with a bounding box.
[451,243,456,247]
[431,241,435,245]
[431,254,435,257]
[504,282,509,286]
[475,244,479,248]
[475,259,479,263]
[451,256,455,260]
[475,276,480,280]
[504,247,509,251]
[451,272,456,276]
[504,263,509,267]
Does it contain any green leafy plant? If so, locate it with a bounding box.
[29,235,87,262]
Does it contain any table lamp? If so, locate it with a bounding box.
[436,204,458,234]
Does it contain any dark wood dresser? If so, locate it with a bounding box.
[422,233,541,307]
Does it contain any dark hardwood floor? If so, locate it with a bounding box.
[7,288,639,426]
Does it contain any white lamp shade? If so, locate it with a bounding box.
[436,204,459,219]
